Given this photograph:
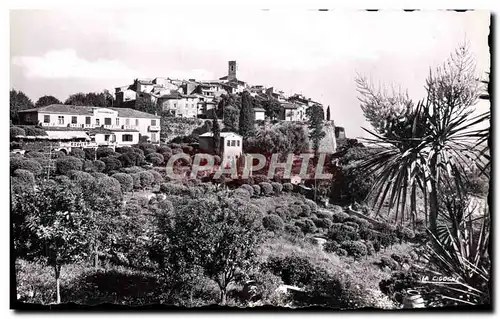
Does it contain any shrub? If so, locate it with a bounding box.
[259,182,273,196]
[240,184,254,197]
[11,126,26,137]
[24,151,47,159]
[122,166,144,174]
[12,169,35,191]
[331,211,350,223]
[274,206,289,222]
[262,214,285,232]
[264,255,317,287]
[336,248,348,257]
[327,224,359,242]
[316,210,332,219]
[295,218,317,234]
[91,172,107,179]
[119,152,145,168]
[23,126,47,136]
[95,176,122,201]
[96,147,115,159]
[359,228,377,241]
[233,187,251,200]
[379,270,421,304]
[379,256,400,271]
[69,148,86,159]
[365,241,375,255]
[55,156,83,175]
[93,160,106,172]
[213,155,222,165]
[159,183,190,196]
[299,204,312,217]
[340,241,368,259]
[284,224,303,237]
[112,173,134,192]
[67,170,95,189]
[252,184,261,196]
[396,226,415,243]
[316,218,332,229]
[253,175,270,184]
[10,158,43,175]
[282,182,294,192]
[271,182,283,195]
[138,171,155,189]
[344,221,360,231]
[304,199,318,213]
[323,240,339,253]
[330,205,343,214]
[101,157,122,173]
[288,204,302,218]
[149,170,163,185]
[146,153,164,166]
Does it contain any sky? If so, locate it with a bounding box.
[10,9,491,138]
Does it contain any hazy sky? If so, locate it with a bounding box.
[10,9,490,138]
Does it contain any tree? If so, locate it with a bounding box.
[135,95,159,115]
[326,105,331,121]
[262,98,283,121]
[212,112,221,156]
[239,91,254,137]
[12,181,91,303]
[355,43,486,234]
[306,104,326,201]
[10,89,35,124]
[223,105,239,132]
[64,91,114,107]
[156,195,264,305]
[35,95,62,107]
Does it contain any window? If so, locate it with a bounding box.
[135,119,139,126]
[116,118,120,126]
[71,116,77,124]
[96,119,100,126]
[122,134,133,142]
[58,116,64,124]
[231,140,236,147]
[237,140,240,147]
[227,140,230,146]
[125,119,130,126]
[44,115,50,123]
[104,135,110,141]
[105,118,111,125]
[151,119,157,126]
[151,132,157,142]
[85,117,91,125]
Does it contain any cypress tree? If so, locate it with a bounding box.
[238,91,254,137]
[326,105,331,121]
[212,112,221,156]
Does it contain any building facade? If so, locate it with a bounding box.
[18,104,161,144]
[198,132,243,163]
[158,93,199,118]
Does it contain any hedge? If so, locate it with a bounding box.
[252,184,261,196]
[56,156,83,175]
[282,182,294,192]
[270,182,283,195]
[240,184,254,197]
[12,169,35,186]
[10,126,26,137]
[69,148,86,160]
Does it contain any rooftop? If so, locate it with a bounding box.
[19,104,160,119]
[199,132,242,138]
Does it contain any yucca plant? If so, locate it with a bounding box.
[421,197,490,306]
[354,43,488,234]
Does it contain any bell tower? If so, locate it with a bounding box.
[228,61,237,81]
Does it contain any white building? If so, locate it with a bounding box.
[19,104,161,145]
[198,131,243,163]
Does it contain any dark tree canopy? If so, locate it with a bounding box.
[65,91,114,107]
[10,89,35,124]
[36,95,62,107]
[238,91,254,137]
[306,105,326,154]
[262,98,283,121]
[212,112,221,156]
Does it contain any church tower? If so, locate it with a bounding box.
[228,61,237,81]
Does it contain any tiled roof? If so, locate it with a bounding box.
[199,132,241,138]
[19,104,160,118]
